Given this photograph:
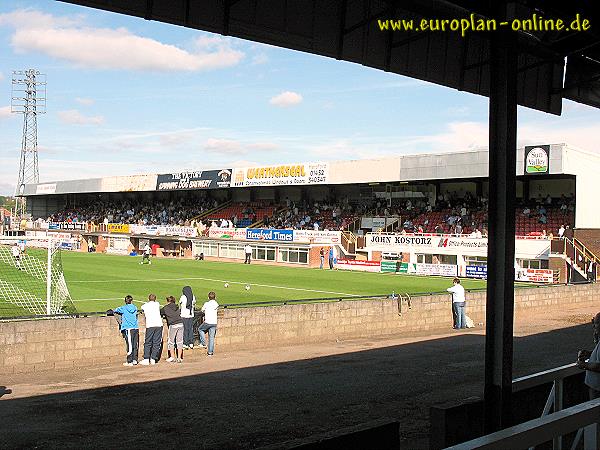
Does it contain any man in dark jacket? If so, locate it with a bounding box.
[161,296,184,363]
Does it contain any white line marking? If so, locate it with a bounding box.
[69,276,361,297]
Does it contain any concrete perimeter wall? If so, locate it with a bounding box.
[1,284,599,375]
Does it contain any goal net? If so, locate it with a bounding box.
[0,236,76,317]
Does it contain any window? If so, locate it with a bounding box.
[464,255,487,267]
[193,241,218,257]
[518,259,542,269]
[415,253,457,265]
[219,243,245,259]
[252,244,277,261]
[279,246,309,264]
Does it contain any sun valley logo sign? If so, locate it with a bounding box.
[525,145,550,174]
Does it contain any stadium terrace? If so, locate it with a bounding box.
[6,143,599,284]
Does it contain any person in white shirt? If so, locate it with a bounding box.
[11,243,21,269]
[140,243,151,265]
[558,225,565,239]
[447,277,467,329]
[244,244,252,264]
[199,291,219,356]
[577,312,600,399]
[139,294,163,365]
[179,286,196,349]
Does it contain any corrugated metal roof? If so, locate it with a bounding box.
[57,0,600,114]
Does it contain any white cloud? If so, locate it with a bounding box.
[252,53,268,65]
[0,9,80,29]
[57,109,104,125]
[75,97,94,106]
[0,106,12,119]
[204,138,244,154]
[0,9,244,72]
[270,91,303,107]
[247,142,279,151]
[517,121,600,153]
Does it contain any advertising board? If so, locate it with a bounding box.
[207,227,248,240]
[129,225,197,238]
[246,228,294,242]
[232,162,329,187]
[335,259,381,272]
[524,145,550,175]
[292,230,342,244]
[380,261,408,273]
[465,265,488,279]
[156,169,232,190]
[366,233,550,258]
[107,223,130,234]
[516,268,554,283]
[413,263,457,277]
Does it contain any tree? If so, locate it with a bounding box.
[0,196,16,210]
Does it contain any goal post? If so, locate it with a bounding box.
[0,236,76,317]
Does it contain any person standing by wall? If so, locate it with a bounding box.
[139,294,163,365]
[244,244,252,264]
[161,296,184,363]
[577,312,600,399]
[447,278,466,330]
[179,286,196,350]
[114,295,139,366]
[328,246,335,270]
[319,247,325,269]
[199,291,219,356]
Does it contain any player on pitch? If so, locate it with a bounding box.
[140,243,151,265]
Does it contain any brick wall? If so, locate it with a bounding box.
[1,284,599,375]
[308,246,324,268]
[548,257,568,284]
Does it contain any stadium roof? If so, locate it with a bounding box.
[22,144,595,196]
[59,0,600,115]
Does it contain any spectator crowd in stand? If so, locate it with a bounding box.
[266,198,357,231]
[43,190,576,237]
[49,197,218,227]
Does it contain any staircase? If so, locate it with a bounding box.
[550,237,598,282]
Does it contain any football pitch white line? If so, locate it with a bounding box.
[69,276,361,298]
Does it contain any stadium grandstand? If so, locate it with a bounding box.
[8,143,600,285]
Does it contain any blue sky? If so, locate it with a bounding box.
[0,1,599,195]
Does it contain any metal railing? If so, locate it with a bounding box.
[552,237,597,281]
[445,363,597,450]
[444,399,600,450]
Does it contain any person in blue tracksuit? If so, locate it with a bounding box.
[114,295,139,366]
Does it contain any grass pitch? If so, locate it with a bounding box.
[1,252,490,316]
[64,253,489,312]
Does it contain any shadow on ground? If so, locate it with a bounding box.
[0,323,593,449]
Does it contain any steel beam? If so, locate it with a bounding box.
[484,0,518,434]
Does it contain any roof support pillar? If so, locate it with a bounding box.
[484,1,518,433]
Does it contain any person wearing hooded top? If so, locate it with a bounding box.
[179,286,196,349]
[161,296,184,363]
[114,295,139,366]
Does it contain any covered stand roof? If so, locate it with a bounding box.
[60,0,600,114]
